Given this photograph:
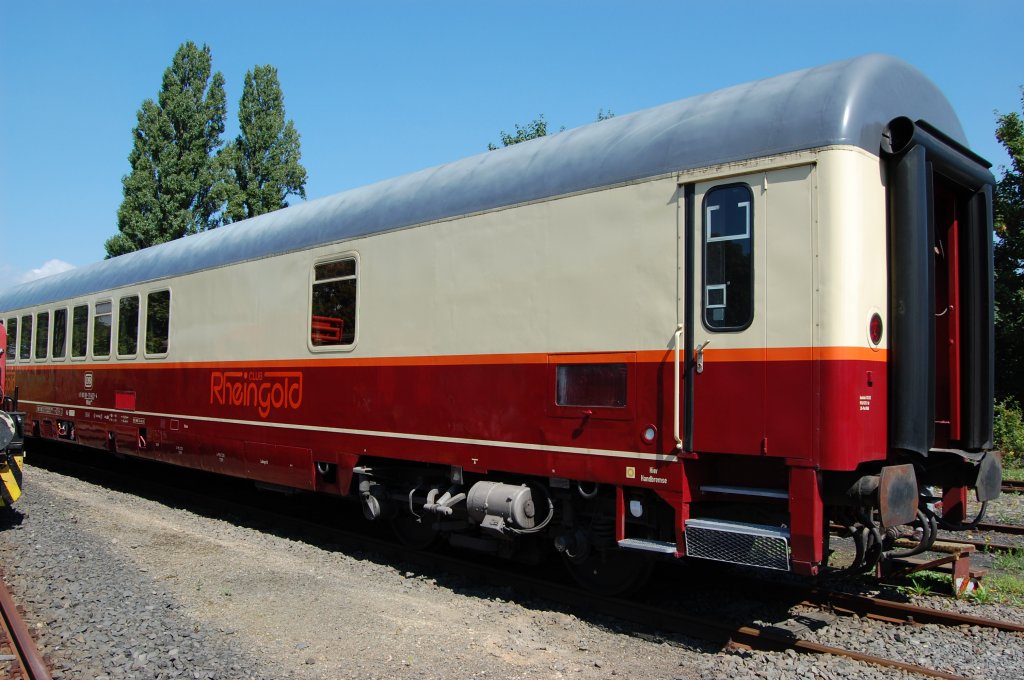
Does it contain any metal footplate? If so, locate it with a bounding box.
[684,518,791,571]
[617,538,678,554]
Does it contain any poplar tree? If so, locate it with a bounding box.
[223,65,307,223]
[107,42,228,257]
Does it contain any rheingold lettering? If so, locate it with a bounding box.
[210,371,303,418]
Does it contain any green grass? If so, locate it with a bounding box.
[1002,464,1024,482]
[967,548,1024,606]
[894,552,1024,604]
[897,572,948,597]
[992,548,1024,573]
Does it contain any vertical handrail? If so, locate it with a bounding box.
[674,324,684,450]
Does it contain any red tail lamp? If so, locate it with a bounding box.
[869,313,883,346]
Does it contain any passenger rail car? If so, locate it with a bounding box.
[0,55,1001,590]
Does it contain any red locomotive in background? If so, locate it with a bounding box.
[0,55,1001,591]
[1,324,27,509]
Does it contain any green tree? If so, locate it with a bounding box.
[488,109,614,150]
[994,86,1024,403]
[223,65,307,223]
[107,42,228,257]
[488,114,551,150]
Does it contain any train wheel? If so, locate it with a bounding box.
[563,549,653,595]
[389,512,439,550]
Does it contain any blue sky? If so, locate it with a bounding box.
[1,0,1021,284]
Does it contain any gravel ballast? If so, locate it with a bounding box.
[0,461,1022,679]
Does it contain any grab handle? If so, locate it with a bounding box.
[673,324,684,450]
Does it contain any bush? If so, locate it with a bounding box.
[993,398,1024,469]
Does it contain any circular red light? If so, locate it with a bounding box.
[869,313,883,346]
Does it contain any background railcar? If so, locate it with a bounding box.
[0,54,1000,590]
[1,323,27,509]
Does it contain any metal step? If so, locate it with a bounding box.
[685,518,790,571]
[617,538,678,554]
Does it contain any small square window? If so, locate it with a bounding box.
[706,285,726,309]
[556,363,628,408]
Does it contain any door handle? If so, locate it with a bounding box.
[695,340,711,374]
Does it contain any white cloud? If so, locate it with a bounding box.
[18,259,76,283]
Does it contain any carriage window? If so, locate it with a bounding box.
[118,295,139,356]
[52,308,68,359]
[703,184,754,331]
[71,305,89,358]
[145,290,170,355]
[34,311,49,360]
[5,318,15,361]
[93,301,112,358]
[19,314,32,361]
[311,258,357,347]
[556,363,628,408]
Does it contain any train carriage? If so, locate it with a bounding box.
[0,54,1001,589]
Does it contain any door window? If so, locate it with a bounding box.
[703,184,754,331]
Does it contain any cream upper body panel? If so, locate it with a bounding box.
[4,177,679,364]
[2,147,891,365]
[814,147,889,352]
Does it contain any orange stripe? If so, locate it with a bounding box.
[548,352,637,365]
[701,347,887,363]
[6,346,886,373]
[813,346,887,362]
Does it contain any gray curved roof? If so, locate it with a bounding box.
[1,53,968,313]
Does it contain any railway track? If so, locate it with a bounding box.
[753,580,1024,633]
[1001,479,1024,494]
[955,536,1020,554]
[975,521,1024,537]
[0,572,51,680]
[26,446,1021,680]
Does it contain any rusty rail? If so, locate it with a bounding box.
[0,573,51,680]
[800,586,1024,633]
[976,521,1024,537]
